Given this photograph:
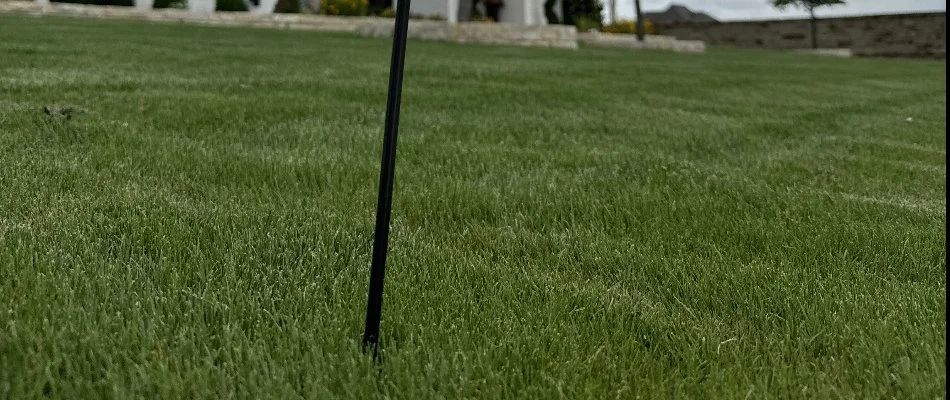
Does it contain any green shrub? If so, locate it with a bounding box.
[562,0,602,27]
[574,16,600,32]
[213,0,246,11]
[320,0,368,16]
[601,19,654,35]
[274,0,299,13]
[543,0,559,24]
[367,0,390,15]
[153,0,182,8]
[375,5,395,17]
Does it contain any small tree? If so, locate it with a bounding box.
[772,0,845,49]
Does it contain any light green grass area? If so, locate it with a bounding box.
[0,14,946,399]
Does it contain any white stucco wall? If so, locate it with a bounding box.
[498,0,546,25]
[404,0,458,23]
[408,0,548,25]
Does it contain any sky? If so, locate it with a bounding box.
[609,0,947,21]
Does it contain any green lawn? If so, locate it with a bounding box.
[0,14,945,399]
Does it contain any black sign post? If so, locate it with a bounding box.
[634,0,644,42]
[362,0,412,358]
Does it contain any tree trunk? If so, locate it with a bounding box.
[634,0,644,42]
[809,7,818,49]
[609,0,615,23]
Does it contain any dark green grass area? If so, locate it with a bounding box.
[0,15,946,399]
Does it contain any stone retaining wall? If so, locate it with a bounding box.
[655,12,946,58]
[578,32,705,53]
[358,21,577,49]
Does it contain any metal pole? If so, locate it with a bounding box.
[634,0,644,42]
[809,7,818,50]
[362,0,411,358]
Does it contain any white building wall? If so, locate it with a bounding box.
[406,0,548,25]
[498,0,546,25]
[406,0,457,22]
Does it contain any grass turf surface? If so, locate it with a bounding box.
[0,14,946,399]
